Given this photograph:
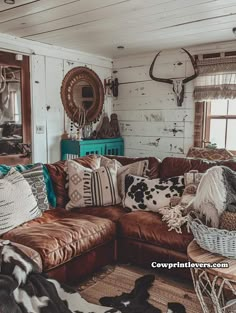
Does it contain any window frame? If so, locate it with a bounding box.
[205,100,236,153]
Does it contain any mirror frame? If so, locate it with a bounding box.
[61,66,104,124]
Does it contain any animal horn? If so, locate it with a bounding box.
[182,48,198,83]
[149,51,173,84]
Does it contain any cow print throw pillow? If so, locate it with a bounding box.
[123,174,185,212]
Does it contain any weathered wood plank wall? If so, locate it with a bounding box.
[113,49,195,159]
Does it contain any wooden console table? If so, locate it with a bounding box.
[187,240,236,313]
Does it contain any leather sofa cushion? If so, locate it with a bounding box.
[45,155,100,208]
[117,211,193,253]
[160,157,236,178]
[105,155,161,179]
[160,157,216,178]
[74,205,130,222]
[2,209,116,271]
[0,240,42,271]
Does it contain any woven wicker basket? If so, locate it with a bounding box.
[189,218,236,259]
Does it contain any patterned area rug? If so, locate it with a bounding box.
[77,265,213,313]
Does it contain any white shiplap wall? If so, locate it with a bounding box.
[113,49,195,160]
[0,34,113,164]
[113,42,236,160]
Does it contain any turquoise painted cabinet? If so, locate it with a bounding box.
[61,138,124,160]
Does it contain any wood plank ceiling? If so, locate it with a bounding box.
[0,0,236,57]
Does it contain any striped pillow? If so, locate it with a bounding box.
[22,164,49,212]
[66,160,121,210]
[0,168,42,235]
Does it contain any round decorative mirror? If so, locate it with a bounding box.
[61,67,104,126]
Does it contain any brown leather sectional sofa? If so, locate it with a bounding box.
[2,155,236,284]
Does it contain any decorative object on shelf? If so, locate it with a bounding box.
[82,123,93,139]
[61,66,104,138]
[61,137,124,160]
[94,113,114,139]
[110,113,120,137]
[149,48,198,106]
[92,113,120,139]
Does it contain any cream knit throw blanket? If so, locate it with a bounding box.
[158,166,236,232]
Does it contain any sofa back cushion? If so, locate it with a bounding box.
[45,155,101,208]
[160,157,236,178]
[104,155,161,179]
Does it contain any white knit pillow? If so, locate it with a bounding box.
[0,168,42,235]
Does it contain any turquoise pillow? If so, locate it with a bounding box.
[0,163,56,208]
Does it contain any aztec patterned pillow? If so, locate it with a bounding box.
[100,156,149,199]
[48,155,101,208]
[22,164,49,212]
[123,174,185,212]
[0,168,42,235]
[66,160,121,210]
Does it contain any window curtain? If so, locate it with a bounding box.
[193,56,236,101]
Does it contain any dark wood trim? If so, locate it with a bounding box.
[0,51,31,165]
[194,101,206,147]
[204,101,211,145]
[0,154,30,166]
[196,51,236,60]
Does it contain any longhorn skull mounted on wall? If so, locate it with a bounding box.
[149,48,198,106]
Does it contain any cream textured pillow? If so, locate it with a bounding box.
[0,168,42,235]
[66,160,121,210]
[100,156,149,199]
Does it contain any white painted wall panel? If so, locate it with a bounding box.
[113,49,195,160]
[30,55,47,163]
[45,57,64,163]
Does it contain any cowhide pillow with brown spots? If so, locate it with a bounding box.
[123,174,185,212]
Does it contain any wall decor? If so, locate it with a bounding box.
[149,48,198,106]
[61,66,104,130]
[104,77,119,97]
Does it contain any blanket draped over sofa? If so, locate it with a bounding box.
[0,241,119,313]
[190,166,236,227]
[159,165,236,231]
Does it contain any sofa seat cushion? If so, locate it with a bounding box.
[117,211,193,253]
[74,205,130,222]
[2,209,116,271]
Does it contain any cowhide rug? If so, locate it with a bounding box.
[0,241,186,313]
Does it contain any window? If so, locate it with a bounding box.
[205,99,236,151]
